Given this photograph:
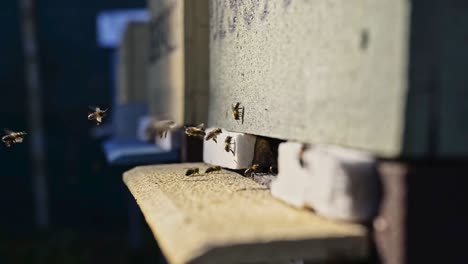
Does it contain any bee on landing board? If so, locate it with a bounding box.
[185,123,206,139]
[2,129,27,148]
[205,128,222,143]
[88,106,108,126]
[185,168,200,176]
[231,102,244,123]
[147,120,178,138]
[268,165,278,175]
[244,164,260,177]
[205,166,221,174]
[224,136,235,155]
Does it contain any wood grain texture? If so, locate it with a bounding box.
[124,163,368,264]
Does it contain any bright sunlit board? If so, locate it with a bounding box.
[123,163,368,264]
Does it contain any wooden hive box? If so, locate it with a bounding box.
[117,21,150,105]
[147,0,209,126]
[208,0,468,159]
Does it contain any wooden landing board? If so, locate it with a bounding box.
[123,163,368,264]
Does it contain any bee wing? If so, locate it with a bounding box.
[88,113,97,120]
[88,106,99,111]
[155,120,175,128]
[241,105,245,124]
[196,123,205,129]
[168,121,179,129]
[3,128,14,134]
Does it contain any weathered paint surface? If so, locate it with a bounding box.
[209,0,409,157]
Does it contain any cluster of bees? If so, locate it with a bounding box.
[185,164,277,178]
[147,102,244,155]
[244,164,278,177]
[185,165,221,176]
[2,106,108,148]
[4,103,279,179]
[145,102,245,177]
[184,102,244,155]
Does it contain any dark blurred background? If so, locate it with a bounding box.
[0,1,163,263]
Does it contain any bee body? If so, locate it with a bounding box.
[88,106,108,126]
[205,128,222,143]
[185,123,206,139]
[185,168,200,176]
[224,136,235,155]
[244,164,260,177]
[268,165,278,175]
[299,144,311,168]
[2,129,27,148]
[231,102,244,123]
[205,166,221,174]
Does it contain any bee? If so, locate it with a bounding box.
[147,120,178,138]
[185,123,206,139]
[205,128,222,143]
[2,129,27,148]
[224,136,235,155]
[185,167,200,176]
[205,165,222,174]
[299,143,311,168]
[88,106,108,126]
[244,164,260,177]
[268,165,278,175]
[231,102,244,123]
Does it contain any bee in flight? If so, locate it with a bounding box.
[244,164,260,177]
[185,123,206,139]
[205,128,222,143]
[88,106,108,126]
[185,167,200,176]
[231,102,244,123]
[147,120,178,138]
[2,128,27,148]
[205,165,221,174]
[224,136,235,155]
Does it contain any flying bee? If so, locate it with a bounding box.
[185,123,206,139]
[205,128,222,143]
[205,165,222,174]
[2,129,27,148]
[244,164,260,177]
[224,136,235,155]
[147,120,178,138]
[299,143,311,168]
[185,167,200,176]
[88,106,108,126]
[231,102,244,123]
